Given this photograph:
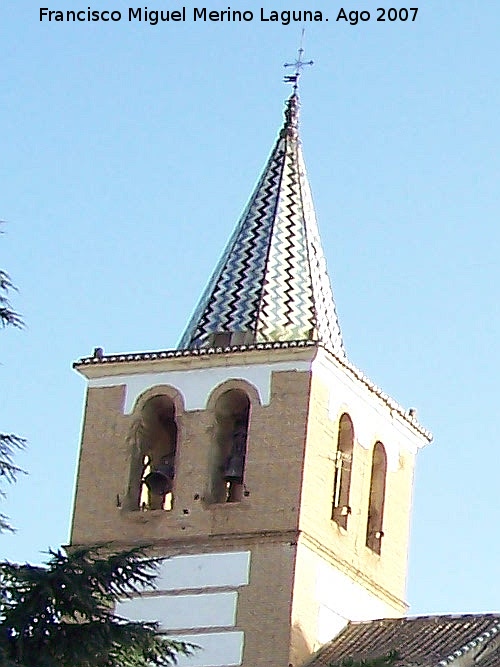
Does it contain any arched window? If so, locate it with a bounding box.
[134,396,178,511]
[209,389,250,504]
[366,441,387,554]
[331,413,354,529]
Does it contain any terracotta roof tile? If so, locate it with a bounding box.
[304,614,500,667]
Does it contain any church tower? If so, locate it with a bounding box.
[71,84,431,667]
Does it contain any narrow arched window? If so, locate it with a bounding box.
[210,389,250,504]
[136,396,178,511]
[331,413,354,529]
[366,441,387,554]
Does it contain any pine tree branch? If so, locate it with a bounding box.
[0,434,26,532]
[329,651,401,667]
[0,434,26,485]
[0,240,26,531]
[0,269,23,329]
[0,546,194,666]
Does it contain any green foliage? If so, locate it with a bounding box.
[0,240,190,665]
[0,433,26,532]
[0,545,193,666]
[0,252,26,532]
[0,268,23,330]
[329,651,400,667]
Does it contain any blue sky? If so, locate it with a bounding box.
[1,0,499,615]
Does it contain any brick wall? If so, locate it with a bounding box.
[71,346,426,667]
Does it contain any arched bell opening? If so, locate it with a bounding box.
[209,389,251,504]
[331,413,354,529]
[134,395,178,511]
[366,441,387,554]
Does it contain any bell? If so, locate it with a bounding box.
[144,463,174,496]
[223,454,245,482]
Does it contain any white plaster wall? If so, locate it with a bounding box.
[155,552,250,591]
[87,361,310,413]
[313,349,425,471]
[118,552,250,667]
[315,557,398,644]
[316,606,349,646]
[170,631,244,667]
[116,591,238,630]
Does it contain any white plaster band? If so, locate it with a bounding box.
[87,361,310,412]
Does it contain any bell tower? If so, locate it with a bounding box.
[71,85,431,667]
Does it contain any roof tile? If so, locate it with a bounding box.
[304,614,500,667]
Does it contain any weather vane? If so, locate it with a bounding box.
[284,30,314,92]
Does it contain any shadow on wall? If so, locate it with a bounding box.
[289,622,314,667]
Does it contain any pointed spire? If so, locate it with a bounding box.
[281,93,299,140]
[177,93,345,358]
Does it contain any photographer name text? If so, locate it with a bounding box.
[39,6,419,25]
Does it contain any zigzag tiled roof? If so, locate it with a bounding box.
[178,94,345,356]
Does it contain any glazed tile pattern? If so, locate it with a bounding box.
[178,95,345,357]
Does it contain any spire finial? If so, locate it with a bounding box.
[284,30,314,93]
